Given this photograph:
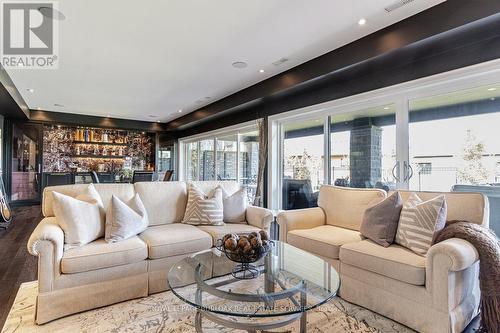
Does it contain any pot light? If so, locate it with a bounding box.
[358,18,367,26]
[37,107,42,110]
[383,106,390,110]
[106,114,111,117]
[27,88,35,93]
[232,61,247,69]
[156,120,161,123]
[178,109,183,113]
[487,87,497,91]
[259,69,265,73]
[491,98,496,101]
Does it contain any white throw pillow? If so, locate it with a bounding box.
[395,193,447,255]
[222,187,247,223]
[52,184,105,249]
[182,184,224,226]
[105,194,149,242]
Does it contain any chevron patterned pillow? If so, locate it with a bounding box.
[182,184,224,226]
[395,193,447,255]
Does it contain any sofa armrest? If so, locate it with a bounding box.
[246,206,273,232]
[427,238,479,272]
[426,238,480,311]
[277,207,325,242]
[27,217,64,292]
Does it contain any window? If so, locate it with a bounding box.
[179,123,259,202]
[330,104,397,190]
[282,119,324,210]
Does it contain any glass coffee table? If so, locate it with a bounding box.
[168,241,340,332]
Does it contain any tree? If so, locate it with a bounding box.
[457,130,489,184]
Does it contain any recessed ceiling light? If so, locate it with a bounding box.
[156,120,161,123]
[106,114,111,117]
[487,87,497,91]
[259,69,265,73]
[383,106,390,110]
[232,61,247,69]
[27,88,35,93]
[491,97,496,101]
[37,107,42,110]
[178,109,182,113]
[358,18,367,26]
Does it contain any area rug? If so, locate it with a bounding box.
[1,281,415,333]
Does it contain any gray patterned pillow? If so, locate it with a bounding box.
[182,184,224,226]
[395,193,447,255]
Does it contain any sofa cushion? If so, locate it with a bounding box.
[197,224,261,244]
[287,225,363,259]
[105,194,149,242]
[52,184,105,249]
[134,182,187,225]
[360,191,403,247]
[318,185,386,231]
[61,236,148,274]
[182,184,224,226]
[139,224,212,259]
[340,239,426,285]
[43,183,135,217]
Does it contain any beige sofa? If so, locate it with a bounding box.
[278,185,488,333]
[27,181,273,324]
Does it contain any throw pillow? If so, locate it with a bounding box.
[182,184,224,226]
[105,194,149,242]
[360,191,403,247]
[52,184,105,249]
[222,187,247,223]
[395,193,447,255]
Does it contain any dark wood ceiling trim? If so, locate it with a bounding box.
[0,65,30,119]
[175,11,500,138]
[29,109,167,132]
[166,0,500,133]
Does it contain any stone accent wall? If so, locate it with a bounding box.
[349,121,382,188]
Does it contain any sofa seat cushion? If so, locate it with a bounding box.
[287,225,362,259]
[139,224,212,259]
[340,239,426,286]
[61,236,147,274]
[197,224,261,244]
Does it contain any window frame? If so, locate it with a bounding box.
[178,120,258,183]
[268,59,500,209]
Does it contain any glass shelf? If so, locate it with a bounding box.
[73,140,127,146]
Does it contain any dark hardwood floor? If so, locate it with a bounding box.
[0,205,41,329]
[0,205,482,332]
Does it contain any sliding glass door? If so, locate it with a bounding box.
[282,119,324,210]
[330,104,397,191]
[408,84,500,192]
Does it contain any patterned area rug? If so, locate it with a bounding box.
[1,281,415,333]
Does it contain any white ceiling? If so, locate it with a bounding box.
[7,0,445,123]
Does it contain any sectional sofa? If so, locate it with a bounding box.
[278,185,489,333]
[27,181,273,324]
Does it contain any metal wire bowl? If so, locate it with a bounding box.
[215,237,273,279]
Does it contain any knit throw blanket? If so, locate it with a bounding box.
[434,221,500,333]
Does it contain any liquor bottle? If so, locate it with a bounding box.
[103,131,108,143]
[102,147,108,156]
[118,147,123,156]
[89,129,94,142]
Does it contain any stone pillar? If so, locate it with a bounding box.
[349,118,382,188]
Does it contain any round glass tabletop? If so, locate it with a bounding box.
[168,241,340,318]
